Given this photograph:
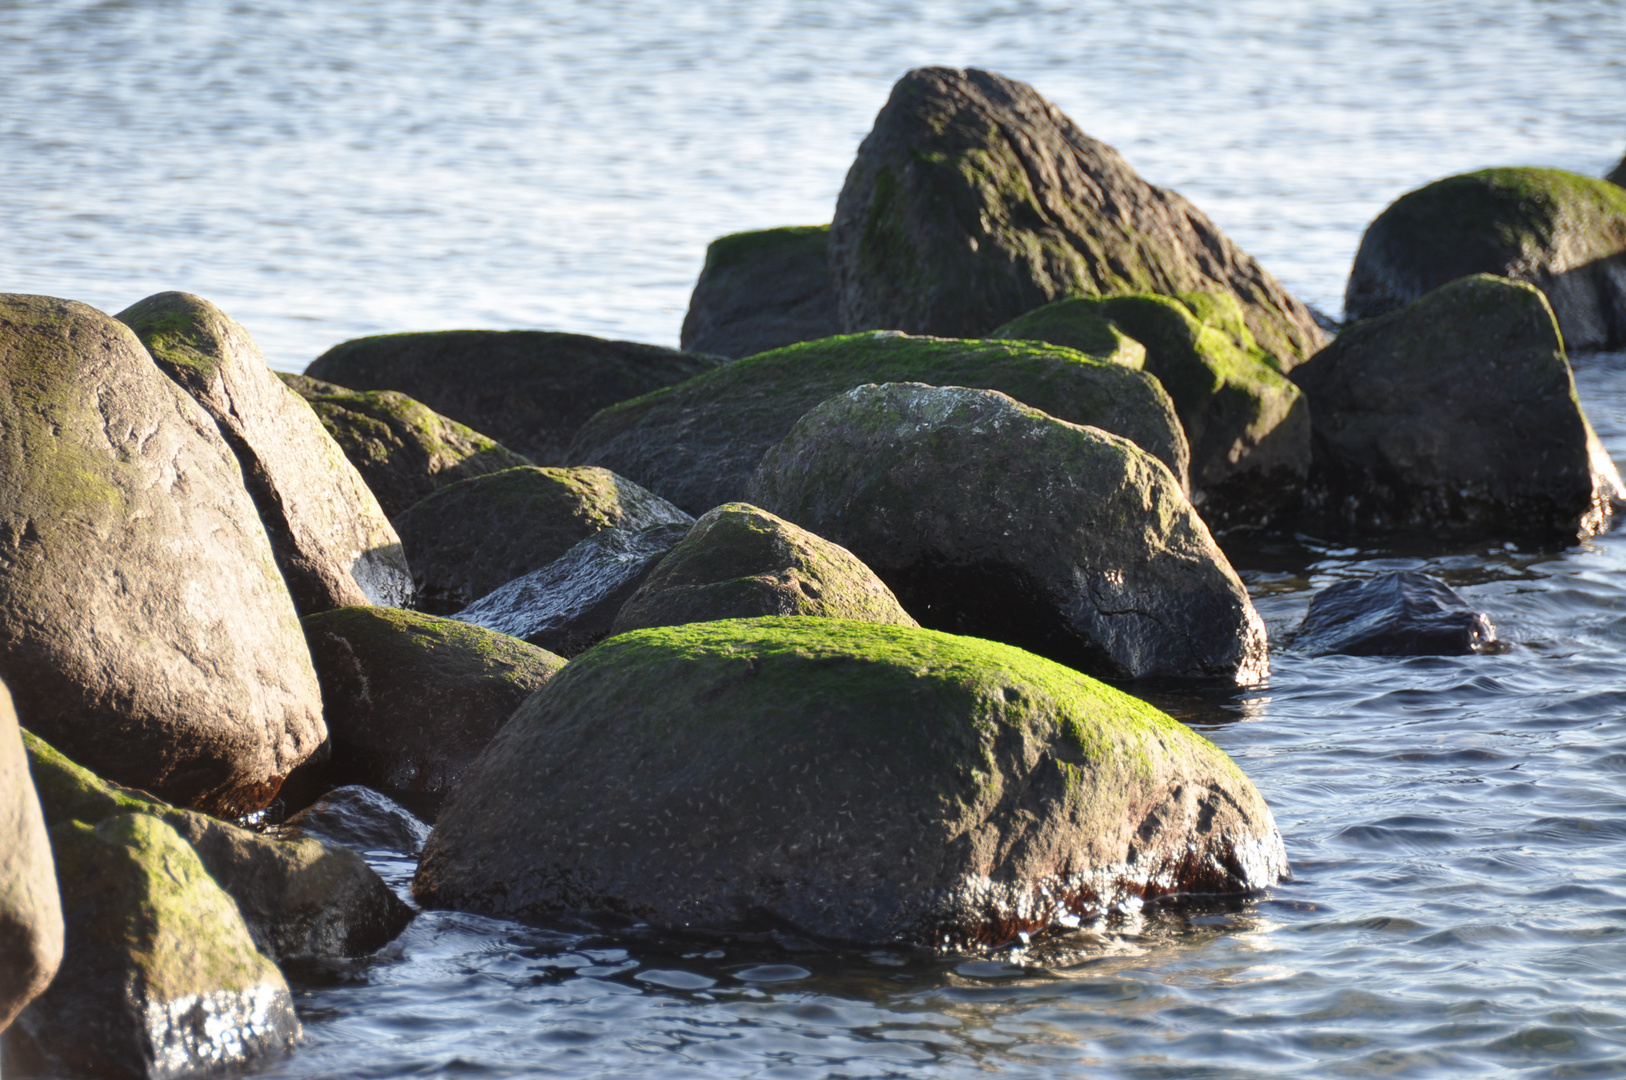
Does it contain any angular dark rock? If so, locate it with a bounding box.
[279,786,431,858]
[0,684,60,1033]
[680,225,841,358]
[1610,151,1626,189]
[1297,572,1496,657]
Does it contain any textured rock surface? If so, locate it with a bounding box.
[393,465,692,614]
[0,295,324,816]
[414,618,1288,946]
[567,330,1183,515]
[992,293,1310,532]
[1345,168,1626,351]
[1293,275,1623,539]
[280,373,532,519]
[680,225,841,358]
[455,522,694,657]
[0,684,60,1032]
[301,607,565,794]
[305,329,723,463]
[119,292,412,614]
[1297,572,1496,657]
[610,503,918,635]
[747,383,1266,683]
[829,67,1324,368]
[279,786,431,858]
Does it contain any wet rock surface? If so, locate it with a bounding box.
[680,225,841,358]
[414,618,1288,946]
[747,383,1267,683]
[1296,572,1496,657]
[0,684,61,1033]
[279,785,431,857]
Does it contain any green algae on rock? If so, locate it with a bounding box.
[680,225,841,358]
[413,617,1287,947]
[280,373,532,519]
[0,682,61,1033]
[566,329,1182,515]
[1345,167,1626,350]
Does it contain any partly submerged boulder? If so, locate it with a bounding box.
[829,67,1324,367]
[1345,168,1626,351]
[609,503,918,635]
[279,786,431,858]
[0,685,61,1033]
[1296,572,1496,657]
[280,373,532,519]
[747,383,1267,683]
[0,295,324,816]
[305,330,723,464]
[566,330,1184,515]
[301,607,565,794]
[680,225,841,358]
[414,618,1288,946]
[1293,275,1623,539]
[393,465,692,614]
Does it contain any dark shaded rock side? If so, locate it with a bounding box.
[0,683,61,1033]
[278,786,431,858]
[1297,572,1496,657]
[680,225,841,358]
[1610,151,1626,189]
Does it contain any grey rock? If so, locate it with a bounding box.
[0,682,61,1032]
[1297,572,1496,657]
[279,786,431,858]
[680,225,841,358]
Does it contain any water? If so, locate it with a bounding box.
[7,1,1626,1076]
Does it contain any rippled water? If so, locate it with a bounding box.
[8,2,1626,1077]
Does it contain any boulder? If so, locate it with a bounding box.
[609,503,919,635]
[1297,572,1496,657]
[393,465,692,614]
[680,225,842,358]
[304,330,724,463]
[0,295,324,816]
[1610,152,1626,189]
[3,814,300,1080]
[455,522,694,657]
[1345,168,1626,351]
[414,617,1288,946]
[301,607,566,794]
[1292,275,1624,539]
[991,294,1310,532]
[23,731,412,963]
[829,67,1324,368]
[746,383,1266,683]
[119,292,413,614]
[279,786,431,858]
[567,330,1184,516]
[280,373,532,519]
[0,684,61,1032]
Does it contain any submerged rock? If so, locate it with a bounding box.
[1297,572,1496,657]
[567,330,1184,515]
[1293,275,1623,539]
[301,607,566,794]
[747,383,1267,683]
[1345,168,1626,351]
[305,329,723,464]
[414,618,1288,947]
[680,225,841,358]
[0,295,324,816]
[279,786,431,858]
[0,684,61,1033]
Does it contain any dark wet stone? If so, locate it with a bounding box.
[0,683,61,1033]
[680,225,841,358]
[1296,572,1496,657]
[1609,151,1626,189]
[279,786,432,858]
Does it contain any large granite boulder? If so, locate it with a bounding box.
[1297,572,1496,657]
[680,225,841,358]
[566,330,1184,515]
[1293,275,1623,539]
[829,67,1324,368]
[609,503,918,635]
[1345,168,1626,351]
[414,618,1288,946]
[992,293,1310,532]
[301,607,565,794]
[304,330,723,463]
[0,685,60,1033]
[280,373,532,519]
[746,383,1266,683]
[0,295,324,816]
[119,292,412,614]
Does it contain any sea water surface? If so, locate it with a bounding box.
[5,2,1626,1077]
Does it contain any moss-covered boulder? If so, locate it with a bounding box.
[0,684,60,1033]
[747,383,1266,683]
[1293,275,1623,539]
[680,225,842,358]
[301,607,565,794]
[23,731,412,963]
[566,330,1182,515]
[304,329,724,464]
[3,813,300,1079]
[455,522,694,656]
[610,503,918,635]
[1345,168,1626,351]
[0,295,323,816]
[991,294,1310,532]
[280,373,532,519]
[394,465,692,614]
[414,618,1287,946]
[829,67,1324,368]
